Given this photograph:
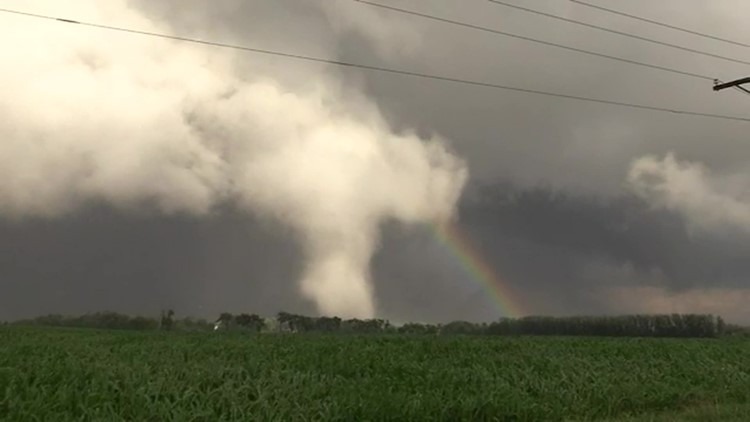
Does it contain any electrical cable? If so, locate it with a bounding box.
[1,7,748,123]
[487,0,750,67]
[570,0,750,48]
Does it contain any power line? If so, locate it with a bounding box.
[570,0,750,48]
[0,7,748,123]
[487,0,750,67]
[354,0,713,82]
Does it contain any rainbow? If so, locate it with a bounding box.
[432,220,524,318]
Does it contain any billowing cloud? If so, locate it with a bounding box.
[628,153,750,234]
[0,0,467,318]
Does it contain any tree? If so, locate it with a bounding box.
[215,312,234,330]
[441,320,482,335]
[314,316,342,332]
[130,316,158,330]
[277,312,295,332]
[235,313,266,332]
[342,318,388,333]
[160,309,175,331]
[395,322,440,335]
[276,312,315,332]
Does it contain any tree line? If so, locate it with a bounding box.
[7,311,737,338]
[484,314,726,338]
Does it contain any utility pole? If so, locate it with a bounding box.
[713,77,750,94]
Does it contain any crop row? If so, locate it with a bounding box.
[2,327,749,420]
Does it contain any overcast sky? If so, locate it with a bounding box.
[2,0,750,323]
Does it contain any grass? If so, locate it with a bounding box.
[1,327,749,421]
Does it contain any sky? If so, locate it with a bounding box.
[2,0,750,323]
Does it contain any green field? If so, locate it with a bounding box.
[1,327,750,421]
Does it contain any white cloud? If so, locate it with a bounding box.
[627,153,750,234]
[0,0,467,318]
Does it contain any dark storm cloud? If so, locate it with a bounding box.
[375,183,750,322]
[0,207,308,321]
[334,0,750,192]
[460,184,750,289]
[332,1,750,320]
[2,0,750,322]
[3,185,748,323]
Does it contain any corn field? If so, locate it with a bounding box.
[2,326,750,421]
